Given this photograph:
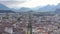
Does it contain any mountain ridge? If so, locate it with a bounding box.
[0,3,15,13]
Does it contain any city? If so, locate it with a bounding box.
[0,12,60,34]
[0,0,60,34]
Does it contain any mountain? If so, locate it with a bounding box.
[13,7,31,12]
[0,3,10,10]
[0,3,15,13]
[53,3,60,14]
[55,8,60,14]
[55,3,60,9]
[33,3,60,12]
[0,10,15,13]
[10,3,60,12]
[33,5,56,12]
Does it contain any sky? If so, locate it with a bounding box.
[0,0,60,8]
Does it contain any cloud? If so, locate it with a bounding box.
[19,0,60,8]
[0,1,25,4]
[0,0,60,8]
[0,0,27,4]
[0,0,28,8]
[0,0,26,1]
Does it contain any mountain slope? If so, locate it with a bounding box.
[0,3,10,10]
[33,3,60,12]
[20,7,31,12]
[0,3,15,13]
[0,10,15,13]
[55,8,60,14]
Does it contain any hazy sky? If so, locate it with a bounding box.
[0,0,60,8]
